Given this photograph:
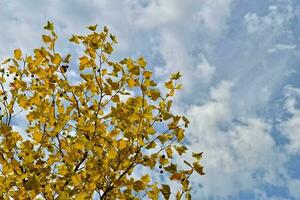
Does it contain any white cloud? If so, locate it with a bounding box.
[194,0,233,37]
[244,4,293,34]
[186,81,285,199]
[135,0,182,28]
[280,85,300,154]
[288,179,300,199]
[195,54,215,83]
[268,44,297,53]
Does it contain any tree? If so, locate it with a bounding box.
[0,21,204,199]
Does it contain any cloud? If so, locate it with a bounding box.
[268,44,297,53]
[195,54,216,83]
[288,179,300,199]
[194,0,233,38]
[185,81,286,199]
[280,85,300,154]
[244,4,293,34]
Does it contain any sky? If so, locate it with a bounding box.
[0,0,300,199]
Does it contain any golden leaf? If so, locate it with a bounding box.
[137,57,147,68]
[74,142,84,150]
[165,81,173,90]
[44,21,54,30]
[175,146,187,155]
[52,53,61,65]
[133,180,146,191]
[69,35,80,44]
[193,162,205,175]
[127,78,135,88]
[0,123,11,134]
[14,49,22,60]
[192,152,203,160]
[87,24,97,31]
[160,184,171,199]
[33,131,43,142]
[42,35,52,43]
[71,174,81,186]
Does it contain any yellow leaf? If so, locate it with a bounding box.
[92,174,101,182]
[74,142,84,150]
[1,58,11,64]
[75,193,86,200]
[176,128,184,141]
[42,35,52,43]
[193,162,205,175]
[146,127,156,135]
[104,42,113,54]
[166,147,173,158]
[52,53,61,65]
[80,73,93,82]
[71,174,81,186]
[107,148,117,159]
[170,173,183,181]
[137,57,147,68]
[69,35,80,44]
[8,65,17,73]
[87,24,97,31]
[129,113,140,122]
[160,184,171,199]
[0,123,11,134]
[58,165,68,176]
[171,72,182,80]
[141,174,150,183]
[101,69,107,75]
[192,152,203,160]
[146,141,156,149]
[149,89,160,101]
[103,84,112,95]
[58,104,64,114]
[182,116,190,127]
[143,71,152,79]
[35,68,47,78]
[14,49,22,60]
[89,182,97,190]
[175,145,187,155]
[33,131,43,142]
[109,33,117,43]
[79,56,89,70]
[104,26,109,32]
[133,180,146,191]
[164,163,177,173]
[44,21,54,30]
[127,78,135,88]
[165,81,173,90]
[118,140,127,149]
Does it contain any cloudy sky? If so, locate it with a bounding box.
[1,0,300,199]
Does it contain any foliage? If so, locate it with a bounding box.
[0,21,204,199]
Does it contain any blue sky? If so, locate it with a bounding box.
[1,0,300,199]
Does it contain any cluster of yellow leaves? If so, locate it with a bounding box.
[0,21,204,199]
